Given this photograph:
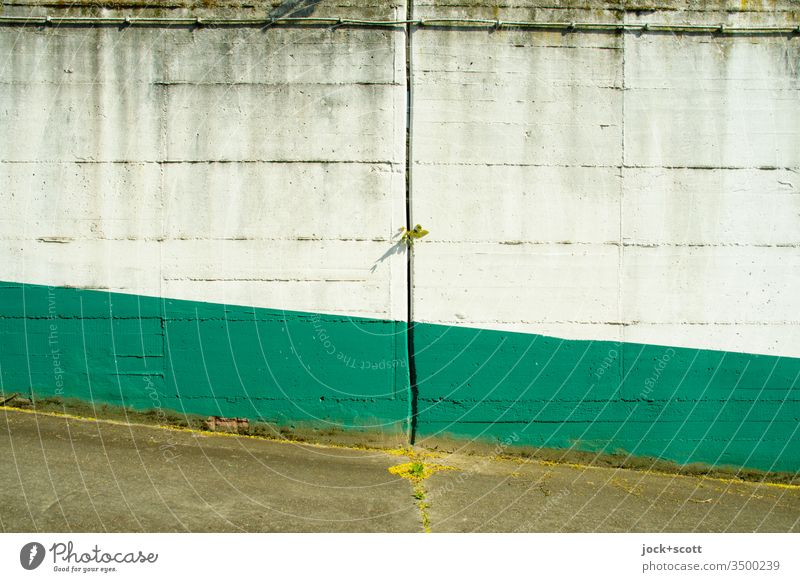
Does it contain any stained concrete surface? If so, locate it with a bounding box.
[425,454,800,533]
[1,408,798,533]
[3,1,800,478]
[0,408,420,532]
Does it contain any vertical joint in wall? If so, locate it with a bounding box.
[618,31,625,395]
[405,0,418,445]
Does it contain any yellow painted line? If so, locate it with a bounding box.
[532,458,800,491]
[0,405,410,456]
[3,405,797,489]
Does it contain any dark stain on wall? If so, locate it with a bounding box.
[268,0,324,19]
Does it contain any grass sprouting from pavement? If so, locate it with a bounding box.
[388,450,456,533]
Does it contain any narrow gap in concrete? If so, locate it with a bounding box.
[405,0,419,446]
[389,451,455,533]
[619,13,626,369]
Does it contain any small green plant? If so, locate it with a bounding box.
[409,461,426,478]
[399,224,429,247]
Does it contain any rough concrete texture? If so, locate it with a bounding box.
[0,283,413,437]
[3,282,798,470]
[425,450,800,533]
[2,0,400,20]
[1,0,797,351]
[1,0,799,470]
[0,4,408,321]
[0,408,421,532]
[411,1,800,358]
[404,0,800,463]
[1,409,798,532]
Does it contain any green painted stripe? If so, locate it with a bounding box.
[0,281,411,434]
[412,325,800,472]
[1,281,798,471]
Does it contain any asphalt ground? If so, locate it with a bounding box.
[1,408,797,532]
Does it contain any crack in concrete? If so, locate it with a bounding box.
[388,448,456,533]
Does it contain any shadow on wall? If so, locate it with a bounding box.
[370,241,405,273]
[269,0,324,18]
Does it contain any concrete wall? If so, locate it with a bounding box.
[412,0,800,356]
[409,2,800,470]
[0,0,413,437]
[1,1,408,320]
[1,0,799,470]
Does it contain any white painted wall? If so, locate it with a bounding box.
[1,0,799,357]
[0,7,409,321]
[412,1,800,357]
